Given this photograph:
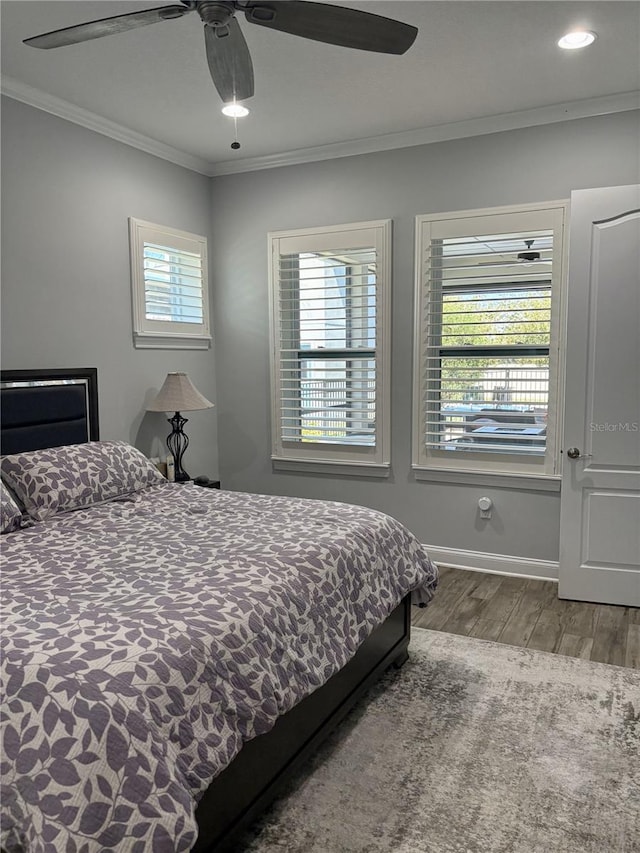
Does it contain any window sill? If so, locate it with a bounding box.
[133,331,211,350]
[412,466,561,492]
[272,456,390,478]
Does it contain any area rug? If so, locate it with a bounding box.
[236,628,640,853]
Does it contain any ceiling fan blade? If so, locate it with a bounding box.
[204,20,255,102]
[243,1,417,54]
[24,5,193,50]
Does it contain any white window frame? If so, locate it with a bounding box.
[412,201,568,483]
[129,218,211,350]
[269,220,391,474]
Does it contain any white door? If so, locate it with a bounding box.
[559,185,640,606]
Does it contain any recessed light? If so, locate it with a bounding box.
[222,103,250,118]
[558,30,597,50]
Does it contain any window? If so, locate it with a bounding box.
[129,218,211,349]
[413,202,567,477]
[269,220,391,471]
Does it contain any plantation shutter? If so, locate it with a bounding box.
[143,242,204,325]
[270,221,391,468]
[129,219,210,349]
[413,204,566,475]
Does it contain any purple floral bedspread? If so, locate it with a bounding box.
[1,483,437,852]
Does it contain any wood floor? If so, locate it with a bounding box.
[412,567,640,669]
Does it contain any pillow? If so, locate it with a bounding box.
[0,479,23,533]
[0,441,164,521]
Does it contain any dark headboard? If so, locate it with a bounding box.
[0,368,99,455]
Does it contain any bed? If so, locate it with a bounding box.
[0,368,438,853]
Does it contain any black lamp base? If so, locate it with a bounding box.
[166,412,190,482]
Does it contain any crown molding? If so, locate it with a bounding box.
[2,76,638,179]
[1,76,214,176]
[209,91,640,175]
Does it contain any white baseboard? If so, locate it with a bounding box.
[422,544,559,582]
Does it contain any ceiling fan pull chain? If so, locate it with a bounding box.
[231,114,241,150]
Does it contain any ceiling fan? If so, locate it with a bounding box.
[24,1,418,105]
[476,240,553,267]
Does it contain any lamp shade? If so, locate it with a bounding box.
[147,372,213,413]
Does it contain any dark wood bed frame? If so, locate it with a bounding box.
[0,368,411,852]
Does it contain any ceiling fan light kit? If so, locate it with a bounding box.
[24,1,419,106]
[221,103,249,117]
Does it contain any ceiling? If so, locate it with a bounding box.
[1,1,639,174]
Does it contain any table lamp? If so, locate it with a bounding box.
[147,372,213,482]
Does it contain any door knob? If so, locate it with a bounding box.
[566,447,592,460]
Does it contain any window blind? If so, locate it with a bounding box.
[129,218,210,350]
[143,242,204,325]
[421,229,554,455]
[269,220,391,468]
[278,250,377,446]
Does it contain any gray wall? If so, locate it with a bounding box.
[210,111,640,561]
[1,97,218,479]
[3,98,638,561]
